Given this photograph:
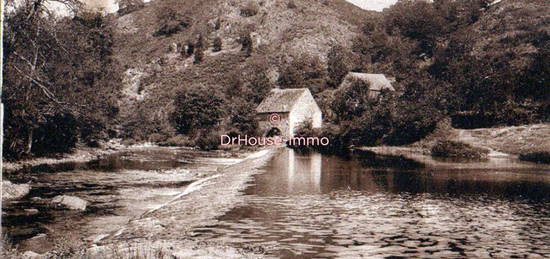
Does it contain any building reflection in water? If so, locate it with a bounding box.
[247,148,550,201]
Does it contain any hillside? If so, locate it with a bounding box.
[110,0,374,139]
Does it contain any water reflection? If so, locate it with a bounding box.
[195,148,550,258]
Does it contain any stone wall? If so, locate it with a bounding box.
[289,93,322,135]
[256,112,291,138]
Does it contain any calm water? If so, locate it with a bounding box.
[192,149,550,258]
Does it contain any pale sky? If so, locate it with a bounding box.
[345,0,398,12]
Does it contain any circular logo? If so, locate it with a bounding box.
[269,113,281,126]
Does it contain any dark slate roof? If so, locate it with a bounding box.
[256,88,308,113]
[342,72,395,91]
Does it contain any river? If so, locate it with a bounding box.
[3,147,550,258]
[190,148,550,258]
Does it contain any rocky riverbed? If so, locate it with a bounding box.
[2,146,274,258]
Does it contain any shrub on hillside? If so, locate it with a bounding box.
[153,7,190,37]
[287,1,297,9]
[212,37,222,52]
[519,152,550,164]
[240,3,259,17]
[238,31,253,57]
[431,140,489,159]
[194,35,205,63]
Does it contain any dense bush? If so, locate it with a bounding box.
[212,37,222,52]
[194,34,205,63]
[240,3,259,17]
[287,1,297,9]
[327,45,354,87]
[519,152,550,164]
[238,31,253,57]
[170,86,225,135]
[153,7,190,37]
[278,54,327,94]
[431,140,489,159]
[159,135,193,147]
[196,130,221,150]
[229,102,258,136]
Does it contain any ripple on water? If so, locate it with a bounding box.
[191,149,550,258]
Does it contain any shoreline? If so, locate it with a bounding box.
[3,147,278,258]
[84,147,276,258]
[2,142,126,173]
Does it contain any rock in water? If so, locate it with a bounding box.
[51,195,88,211]
[2,180,30,201]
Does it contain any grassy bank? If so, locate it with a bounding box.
[431,140,489,159]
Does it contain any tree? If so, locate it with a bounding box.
[327,45,353,87]
[194,34,205,63]
[239,31,253,57]
[212,36,222,52]
[278,54,327,94]
[170,86,225,135]
[3,1,121,158]
[229,102,258,136]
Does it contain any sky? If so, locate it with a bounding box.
[345,0,398,12]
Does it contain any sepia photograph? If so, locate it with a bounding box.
[1,0,549,258]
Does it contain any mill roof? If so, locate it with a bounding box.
[342,72,395,91]
[256,88,309,113]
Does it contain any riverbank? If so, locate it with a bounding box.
[90,148,276,258]
[2,140,131,173]
[2,146,276,258]
[360,123,549,161]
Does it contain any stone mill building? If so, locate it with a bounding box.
[256,88,322,138]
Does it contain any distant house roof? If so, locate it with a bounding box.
[256,88,309,113]
[342,72,395,91]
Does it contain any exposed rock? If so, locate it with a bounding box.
[20,234,52,254]
[51,195,88,211]
[22,251,45,259]
[2,180,30,201]
[24,208,40,215]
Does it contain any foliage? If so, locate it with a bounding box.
[3,3,121,159]
[238,31,253,57]
[212,37,222,52]
[327,45,353,87]
[170,86,225,135]
[519,152,550,164]
[159,135,193,147]
[240,2,259,17]
[331,78,375,122]
[278,54,327,94]
[153,6,190,37]
[287,1,297,9]
[431,140,490,158]
[229,102,258,136]
[245,65,273,103]
[194,34,205,63]
[196,130,221,150]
